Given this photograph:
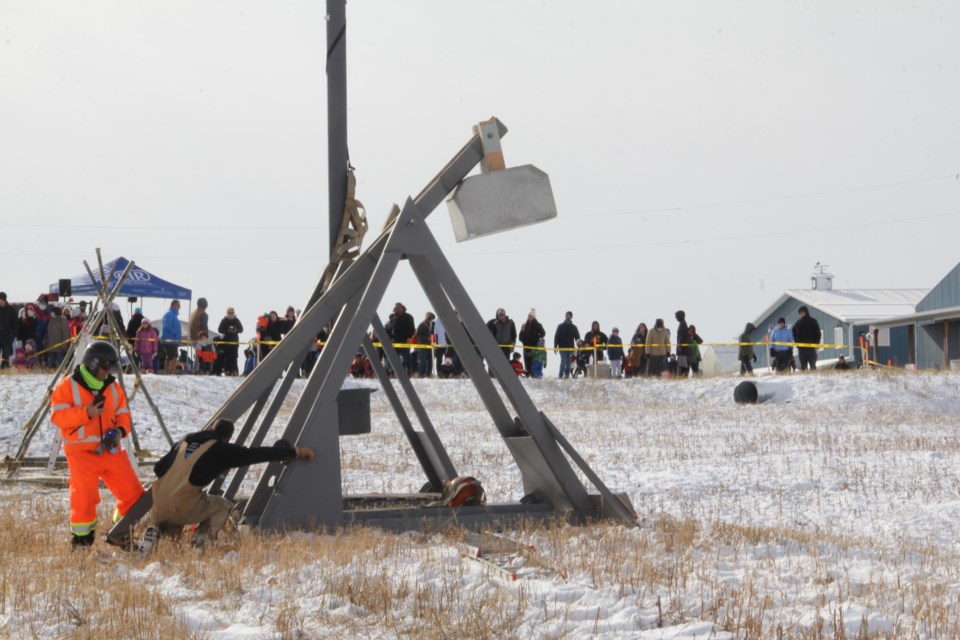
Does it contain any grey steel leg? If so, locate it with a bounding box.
[361,335,452,490]
[244,252,401,526]
[427,253,592,511]
[408,260,519,436]
[369,315,456,480]
[398,213,593,513]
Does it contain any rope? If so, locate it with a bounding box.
[320,169,368,291]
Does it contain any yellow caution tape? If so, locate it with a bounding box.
[20,333,865,361]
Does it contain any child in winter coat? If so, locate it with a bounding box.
[574,339,590,378]
[14,339,38,368]
[350,353,367,378]
[360,355,374,378]
[135,318,159,372]
[243,348,257,376]
[530,338,547,379]
[438,354,454,378]
[510,352,525,377]
[607,327,625,378]
[196,331,217,374]
[68,308,84,337]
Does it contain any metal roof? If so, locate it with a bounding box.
[752,288,929,326]
[869,304,960,329]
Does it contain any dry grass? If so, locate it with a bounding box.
[0,494,534,639]
[1,496,958,638]
[0,368,48,377]
[5,370,960,638]
[512,517,960,638]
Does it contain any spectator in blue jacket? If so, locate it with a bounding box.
[769,317,794,373]
[161,300,182,374]
[243,347,256,376]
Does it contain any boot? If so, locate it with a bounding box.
[71,532,95,549]
[137,526,160,555]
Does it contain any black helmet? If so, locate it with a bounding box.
[83,341,119,373]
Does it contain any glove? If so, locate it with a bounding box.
[104,428,123,447]
[295,447,315,461]
[752,354,757,363]
[94,428,123,455]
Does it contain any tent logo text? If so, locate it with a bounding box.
[111,269,152,283]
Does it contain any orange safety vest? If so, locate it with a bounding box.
[50,373,132,453]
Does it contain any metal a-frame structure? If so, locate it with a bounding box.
[108,119,635,541]
[9,251,173,477]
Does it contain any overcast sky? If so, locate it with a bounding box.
[2,1,958,348]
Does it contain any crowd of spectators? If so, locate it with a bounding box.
[0,293,257,376]
[0,290,825,379]
[353,305,712,381]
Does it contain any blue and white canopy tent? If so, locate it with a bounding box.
[50,256,192,301]
[50,256,193,332]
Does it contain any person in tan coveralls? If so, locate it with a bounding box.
[151,419,314,545]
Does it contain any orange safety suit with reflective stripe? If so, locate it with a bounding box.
[50,370,144,539]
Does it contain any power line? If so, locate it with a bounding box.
[0,222,327,231]
[4,208,959,261]
[1,173,954,231]
[4,252,325,261]
[447,209,960,256]
[562,174,957,219]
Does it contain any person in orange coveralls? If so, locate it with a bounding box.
[50,340,144,547]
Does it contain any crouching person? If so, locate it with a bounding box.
[150,419,314,547]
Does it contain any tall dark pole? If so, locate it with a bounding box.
[326,0,348,261]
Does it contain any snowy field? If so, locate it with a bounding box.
[2,369,960,638]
